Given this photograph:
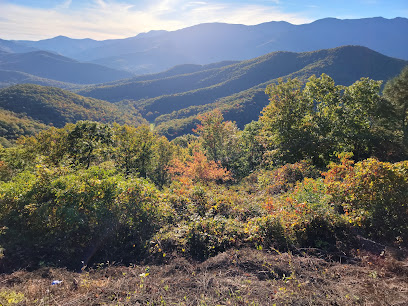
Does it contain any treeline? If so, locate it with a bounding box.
[0,70,407,272]
[0,110,47,147]
[0,84,147,146]
[0,84,147,128]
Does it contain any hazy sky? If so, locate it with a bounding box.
[1,0,407,40]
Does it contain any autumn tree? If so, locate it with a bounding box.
[168,150,231,184]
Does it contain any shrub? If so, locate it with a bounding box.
[257,161,319,195]
[264,178,348,250]
[0,165,171,270]
[246,216,289,250]
[324,157,408,243]
[150,216,246,260]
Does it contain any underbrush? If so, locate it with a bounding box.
[0,157,407,272]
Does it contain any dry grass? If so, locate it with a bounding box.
[1,248,408,305]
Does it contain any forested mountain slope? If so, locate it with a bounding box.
[0,109,47,147]
[0,70,81,89]
[78,46,407,138]
[0,84,147,128]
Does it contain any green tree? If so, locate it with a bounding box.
[383,66,408,146]
[237,121,265,176]
[260,78,314,165]
[150,136,175,187]
[261,75,397,166]
[194,109,241,173]
[23,126,70,167]
[67,121,113,169]
[113,124,155,178]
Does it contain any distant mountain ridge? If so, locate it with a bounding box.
[0,39,37,54]
[0,50,134,86]
[0,70,80,89]
[8,17,408,74]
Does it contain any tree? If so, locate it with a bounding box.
[383,66,408,146]
[341,77,385,159]
[260,77,315,165]
[23,126,70,167]
[150,136,175,187]
[238,121,265,176]
[261,74,397,166]
[168,150,231,184]
[194,109,241,173]
[113,124,155,178]
[67,121,113,169]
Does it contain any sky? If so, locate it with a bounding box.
[0,0,407,41]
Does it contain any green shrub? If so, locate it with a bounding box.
[325,157,408,243]
[0,165,170,270]
[151,216,246,261]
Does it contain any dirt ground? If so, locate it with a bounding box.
[1,248,408,305]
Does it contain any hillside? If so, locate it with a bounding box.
[77,60,247,102]
[13,17,408,74]
[0,109,47,147]
[0,84,147,128]
[78,46,407,138]
[0,51,133,84]
[0,70,81,89]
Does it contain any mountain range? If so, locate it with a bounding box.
[1,45,403,142]
[3,17,406,75]
[0,17,407,141]
[73,45,407,138]
[0,50,133,86]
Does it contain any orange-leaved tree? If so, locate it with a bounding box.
[168,150,231,184]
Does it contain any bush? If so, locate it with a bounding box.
[150,216,246,260]
[246,216,289,251]
[325,157,408,244]
[264,178,348,250]
[257,161,319,195]
[0,165,171,270]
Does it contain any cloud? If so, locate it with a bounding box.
[0,0,311,40]
[56,0,72,10]
[186,3,309,25]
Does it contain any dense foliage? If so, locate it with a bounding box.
[260,74,403,165]
[0,84,147,128]
[0,72,407,272]
[0,109,47,147]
